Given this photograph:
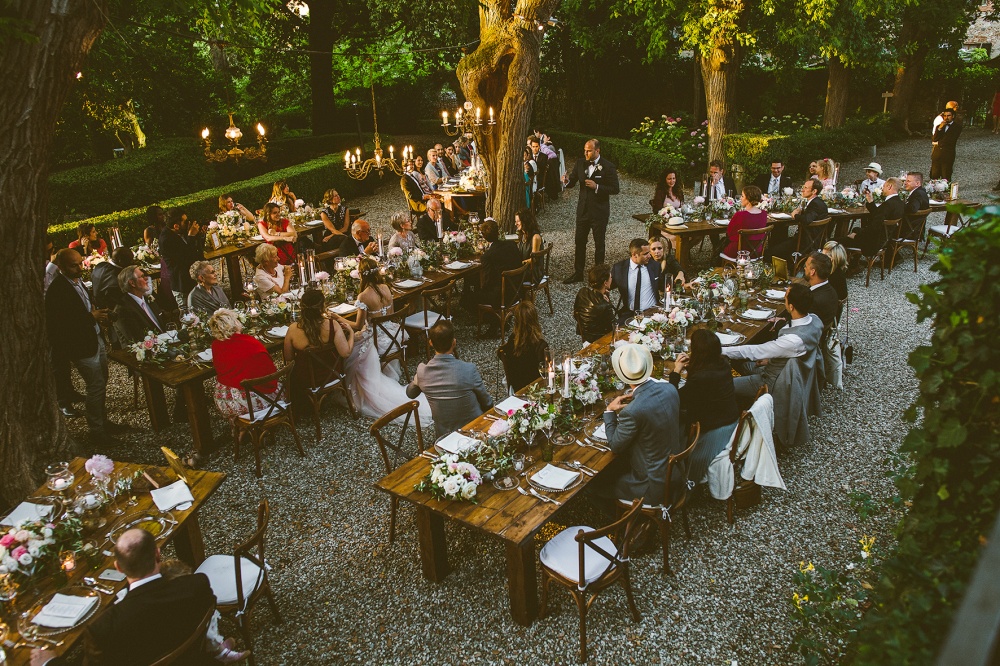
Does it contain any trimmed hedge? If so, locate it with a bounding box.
[547,130,677,182]
[48,153,378,246]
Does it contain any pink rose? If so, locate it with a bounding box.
[388,247,403,257]
[314,271,330,281]
[143,338,154,349]
[350,269,360,279]
[208,220,219,229]
[0,534,14,548]
[11,546,27,560]
[487,419,510,437]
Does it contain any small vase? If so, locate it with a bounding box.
[540,433,554,463]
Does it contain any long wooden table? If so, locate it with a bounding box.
[109,261,481,452]
[4,457,225,665]
[376,291,785,626]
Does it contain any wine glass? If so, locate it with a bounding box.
[165,322,178,341]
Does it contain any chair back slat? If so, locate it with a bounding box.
[500,262,530,307]
[369,400,425,473]
[418,281,454,328]
[663,422,701,507]
[371,306,411,378]
[232,499,270,615]
[239,362,295,422]
[899,208,930,241]
[149,605,216,666]
[575,498,644,580]
[796,216,833,254]
[299,342,347,392]
[527,242,553,287]
[737,224,774,259]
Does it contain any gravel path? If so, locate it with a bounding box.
[55,129,998,664]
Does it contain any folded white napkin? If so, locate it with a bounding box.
[444,261,471,270]
[770,212,792,220]
[32,593,99,628]
[251,235,264,241]
[330,303,357,315]
[395,279,422,289]
[150,479,194,512]
[741,309,772,320]
[267,326,289,338]
[436,432,479,455]
[1,501,54,527]
[156,332,178,343]
[828,207,845,214]
[495,396,528,415]
[629,316,651,329]
[765,289,786,300]
[714,219,730,226]
[531,464,580,490]
[930,199,945,205]
[504,233,519,241]
[592,423,607,441]
[306,220,323,226]
[196,349,213,362]
[716,332,742,346]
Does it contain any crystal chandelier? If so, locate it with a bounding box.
[201,112,267,163]
[441,100,496,137]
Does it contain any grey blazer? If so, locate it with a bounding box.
[406,353,494,439]
[602,378,682,504]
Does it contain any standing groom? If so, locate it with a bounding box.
[562,139,619,283]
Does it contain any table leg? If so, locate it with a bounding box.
[143,378,169,431]
[415,507,450,582]
[225,254,245,302]
[675,236,694,272]
[173,513,207,567]
[442,195,454,213]
[505,537,538,626]
[181,380,216,453]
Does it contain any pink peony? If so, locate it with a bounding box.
[85,454,114,480]
[143,338,154,349]
[208,220,220,229]
[11,546,27,560]
[693,196,705,205]
[350,269,360,279]
[487,419,510,437]
[388,247,403,257]
[0,534,14,548]
[314,271,330,281]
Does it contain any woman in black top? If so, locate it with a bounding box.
[823,241,849,302]
[573,263,615,344]
[669,328,740,483]
[500,301,549,393]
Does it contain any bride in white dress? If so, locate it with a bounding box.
[343,258,433,427]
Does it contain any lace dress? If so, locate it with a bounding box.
[343,302,432,426]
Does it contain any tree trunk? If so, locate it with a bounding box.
[890,11,930,134]
[692,53,705,124]
[823,55,850,130]
[456,0,561,232]
[700,42,739,166]
[307,0,337,136]
[0,1,106,505]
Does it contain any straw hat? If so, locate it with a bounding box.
[865,162,882,175]
[611,344,654,387]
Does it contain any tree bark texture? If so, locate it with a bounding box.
[700,42,739,166]
[890,12,930,133]
[307,0,337,136]
[0,1,106,505]
[823,55,850,130]
[456,0,561,231]
[692,53,705,124]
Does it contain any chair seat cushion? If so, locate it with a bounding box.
[539,525,617,585]
[928,224,958,238]
[195,554,263,605]
[237,400,290,422]
[404,311,442,329]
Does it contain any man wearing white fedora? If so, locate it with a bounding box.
[596,343,682,505]
[858,162,885,197]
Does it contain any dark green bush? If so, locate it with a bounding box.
[547,130,678,182]
[852,202,1000,663]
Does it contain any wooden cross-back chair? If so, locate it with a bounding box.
[403,280,455,361]
[724,385,769,523]
[149,606,215,666]
[370,306,412,383]
[477,261,530,338]
[524,242,554,314]
[235,362,304,477]
[890,208,930,273]
[369,400,426,543]
[721,224,775,266]
[297,343,357,442]
[791,216,833,269]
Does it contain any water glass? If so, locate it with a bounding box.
[512,454,525,474]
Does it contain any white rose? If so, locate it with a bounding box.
[14,530,29,542]
[461,481,477,500]
[783,187,793,196]
[17,552,33,566]
[442,476,461,497]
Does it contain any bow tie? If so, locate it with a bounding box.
[589,160,597,167]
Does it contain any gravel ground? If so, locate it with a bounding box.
[54,129,999,665]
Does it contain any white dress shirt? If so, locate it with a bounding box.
[128,572,162,591]
[809,280,829,291]
[722,314,815,362]
[586,157,600,192]
[711,179,726,200]
[859,177,884,195]
[627,260,657,312]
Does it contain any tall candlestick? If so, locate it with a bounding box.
[436,218,444,240]
[547,362,554,390]
[665,285,671,308]
[378,233,384,257]
[488,107,494,123]
[563,358,571,395]
[307,253,316,282]
[297,256,306,285]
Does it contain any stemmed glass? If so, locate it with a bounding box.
[165,322,178,342]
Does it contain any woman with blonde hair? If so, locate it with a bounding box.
[387,211,417,253]
[649,236,684,288]
[500,301,549,392]
[208,308,279,419]
[218,193,254,221]
[269,179,297,211]
[320,188,350,237]
[823,240,848,300]
[253,242,293,298]
[816,158,836,190]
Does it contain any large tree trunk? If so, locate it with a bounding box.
[700,42,740,166]
[823,55,850,129]
[307,0,337,135]
[456,0,561,231]
[692,53,705,124]
[890,11,930,134]
[0,1,105,505]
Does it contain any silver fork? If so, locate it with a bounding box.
[83,576,115,594]
[529,487,562,506]
[569,461,596,477]
[517,486,540,501]
[579,438,610,452]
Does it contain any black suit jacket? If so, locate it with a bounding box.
[905,186,929,215]
[531,151,549,192]
[85,574,216,666]
[797,196,829,226]
[415,210,456,243]
[706,175,736,200]
[753,173,793,195]
[159,229,203,295]
[91,262,126,310]
[810,283,842,327]
[46,273,99,362]
[480,240,524,307]
[401,173,429,214]
[859,195,905,255]
[115,294,165,344]
[610,258,662,312]
[932,120,961,156]
[565,156,619,223]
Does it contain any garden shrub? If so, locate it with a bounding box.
[851,202,1000,663]
[547,130,678,182]
[629,113,709,177]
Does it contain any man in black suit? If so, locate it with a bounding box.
[753,159,793,196]
[610,238,662,324]
[706,159,736,201]
[804,251,842,327]
[45,249,117,446]
[400,162,433,215]
[159,211,203,308]
[114,265,166,344]
[92,246,133,311]
[527,135,549,200]
[852,177,905,256]
[82,528,227,666]
[328,220,380,258]
[902,171,931,240]
[771,179,829,262]
[478,217,524,311]
[415,199,456,242]
[930,108,962,180]
[562,139,620,283]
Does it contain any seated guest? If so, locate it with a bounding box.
[159,210,204,308]
[753,159,792,196]
[44,236,60,293]
[574,263,616,344]
[92,246,134,311]
[527,136,548,200]
[81,528,231,666]
[499,301,549,393]
[822,241,849,301]
[407,320,493,439]
[329,219,380,258]
[771,179,828,262]
[424,147,450,190]
[515,208,544,280]
[68,222,108,257]
[144,205,166,247]
[258,202,298,265]
[720,185,768,262]
[456,137,473,167]
[115,265,165,343]
[283,288,354,411]
[400,159,434,215]
[479,217,523,309]
[807,160,819,180]
[902,171,930,239]
[415,199,455,242]
[851,176,904,257]
[387,211,417,253]
[209,308,279,419]
[815,158,836,191]
[857,163,885,197]
[722,283,824,407]
[187,261,231,315]
[320,188,351,239]
[269,179,297,211]
[611,238,661,321]
[598,344,681,503]
[649,236,684,290]
[443,144,462,175]
[670,328,740,484]
[253,243,293,299]
[218,193,255,222]
[803,251,841,327]
[706,159,735,201]
[650,167,685,212]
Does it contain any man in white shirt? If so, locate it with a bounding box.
[753,159,791,195]
[706,159,735,200]
[723,282,824,405]
[424,147,450,190]
[858,162,885,196]
[610,238,662,323]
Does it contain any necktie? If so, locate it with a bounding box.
[633,265,642,312]
[771,177,779,193]
[142,300,161,331]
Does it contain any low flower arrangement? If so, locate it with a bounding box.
[207,213,255,248]
[442,230,476,260]
[0,515,86,584]
[414,454,482,502]
[706,196,738,219]
[505,388,557,439]
[822,188,864,209]
[761,192,801,214]
[132,243,159,266]
[128,331,175,364]
[927,178,950,195]
[565,361,601,406]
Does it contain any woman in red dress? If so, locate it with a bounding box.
[68,222,108,256]
[208,309,280,419]
[719,185,768,262]
[258,202,298,264]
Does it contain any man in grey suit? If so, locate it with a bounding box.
[406,320,494,438]
[598,344,682,506]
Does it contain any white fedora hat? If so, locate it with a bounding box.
[611,343,654,386]
[865,162,882,175]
